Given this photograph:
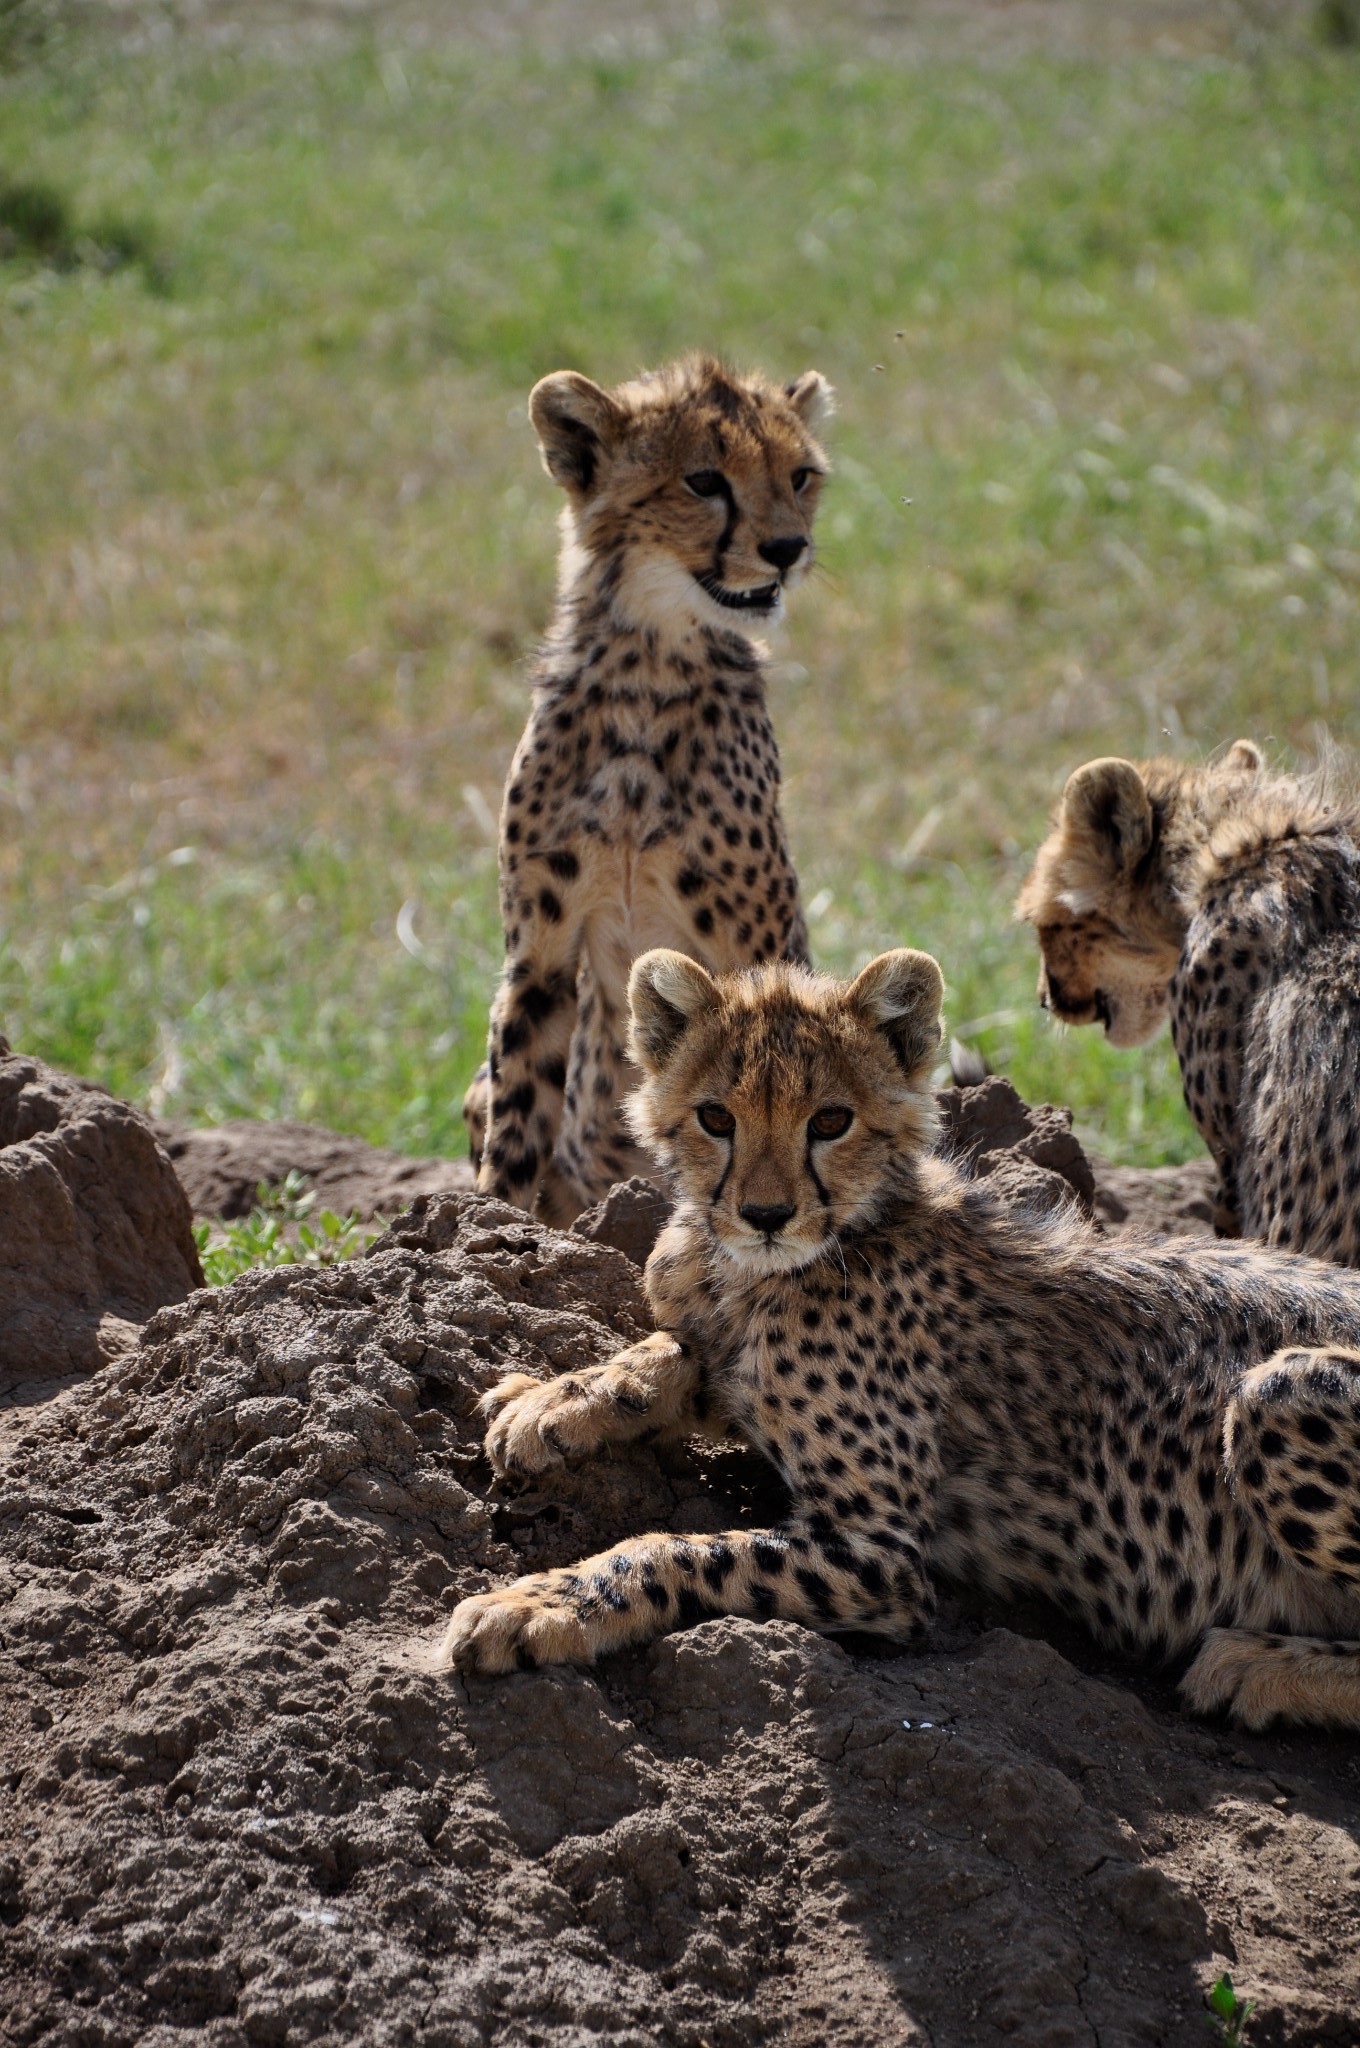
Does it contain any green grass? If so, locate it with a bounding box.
[193,1171,383,1284]
[2,14,1358,1166]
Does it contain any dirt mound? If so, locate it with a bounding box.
[153,1116,474,1223]
[572,1175,675,1267]
[1091,1156,1220,1239]
[0,1040,202,1410]
[4,1189,1359,2046]
[939,1076,1220,1241]
[936,1074,1096,1216]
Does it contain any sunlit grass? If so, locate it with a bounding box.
[193,1171,383,1284]
[2,22,1357,1165]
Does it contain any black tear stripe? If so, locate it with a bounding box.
[710,1147,734,1206]
[805,1142,833,1211]
[708,475,740,580]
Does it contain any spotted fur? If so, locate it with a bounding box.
[467,354,832,1225]
[1017,742,1360,1263]
[442,949,1360,1729]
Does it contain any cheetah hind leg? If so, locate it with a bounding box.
[480,1332,709,1480]
[1224,1345,1360,1589]
[533,1157,593,1230]
[1181,1629,1360,1730]
[463,1062,490,1166]
[1183,1345,1360,1729]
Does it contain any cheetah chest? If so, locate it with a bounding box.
[566,737,793,980]
[714,1289,937,1511]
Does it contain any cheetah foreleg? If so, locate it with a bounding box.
[480,1333,707,1479]
[1181,1629,1360,1730]
[439,1516,933,1675]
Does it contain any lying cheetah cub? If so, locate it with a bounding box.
[467,354,832,1226]
[444,947,1360,1729]
[1017,741,1360,1263]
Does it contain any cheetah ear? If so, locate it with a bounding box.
[529,372,625,496]
[1225,738,1263,774]
[628,949,721,1073]
[783,371,835,433]
[1061,758,1153,875]
[845,949,944,1081]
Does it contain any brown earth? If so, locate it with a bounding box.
[1090,1157,1221,1241]
[153,1116,475,1227]
[0,1041,202,1415]
[934,1072,1220,1240]
[4,1167,1360,2047]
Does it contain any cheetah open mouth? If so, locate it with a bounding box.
[694,572,781,615]
[1047,990,1110,1031]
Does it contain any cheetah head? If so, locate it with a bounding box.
[1015,742,1264,1049]
[625,946,944,1273]
[528,354,832,636]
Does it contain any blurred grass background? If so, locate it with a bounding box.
[1,0,1357,1167]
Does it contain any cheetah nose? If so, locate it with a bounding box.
[740,1202,796,1235]
[757,536,806,573]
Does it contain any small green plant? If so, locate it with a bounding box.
[1206,1975,1256,2046]
[193,1172,382,1286]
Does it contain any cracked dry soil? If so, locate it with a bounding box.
[4,1192,1360,2048]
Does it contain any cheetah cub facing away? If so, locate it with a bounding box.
[1018,741,1360,1264]
[467,354,832,1226]
[444,947,1360,1729]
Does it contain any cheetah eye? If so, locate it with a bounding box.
[791,467,818,492]
[697,1102,736,1137]
[809,1105,853,1140]
[685,470,727,500]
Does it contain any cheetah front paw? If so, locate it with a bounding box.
[438,1583,592,1675]
[480,1364,641,1478]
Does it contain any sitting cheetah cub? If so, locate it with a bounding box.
[467,354,832,1226]
[444,946,1360,1729]
[1017,741,1360,1263]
